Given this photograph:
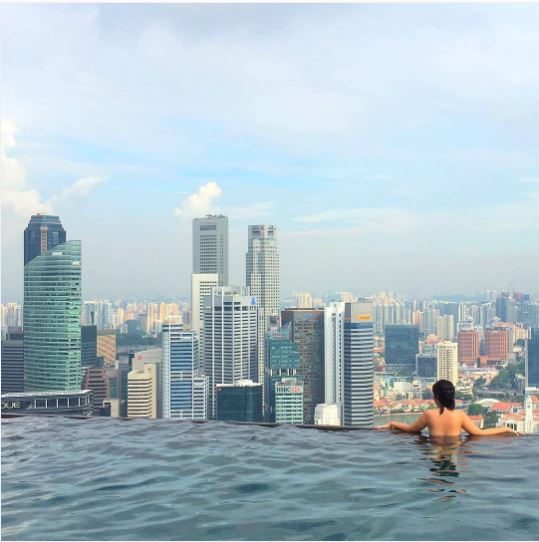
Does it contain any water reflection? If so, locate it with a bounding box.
[416,435,469,500]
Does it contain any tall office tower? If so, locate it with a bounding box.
[324,302,345,407]
[479,303,495,328]
[193,215,228,286]
[436,315,455,341]
[24,214,66,266]
[81,325,97,370]
[161,324,208,420]
[216,380,263,422]
[127,364,157,418]
[281,309,324,424]
[97,333,116,366]
[436,341,458,384]
[191,273,219,333]
[82,366,109,415]
[415,353,437,378]
[265,323,301,422]
[342,302,374,428]
[294,292,313,309]
[246,224,280,386]
[275,377,304,423]
[1,328,24,393]
[204,287,258,420]
[485,328,510,362]
[458,329,480,366]
[495,293,511,322]
[314,403,341,426]
[384,325,419,375]
[526,329,539,387]
[24,237,82,392]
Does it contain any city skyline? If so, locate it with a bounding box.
[2,4,539,302]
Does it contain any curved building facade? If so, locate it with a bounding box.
[24,240,82,391]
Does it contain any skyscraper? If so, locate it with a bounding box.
[191,273,219,333]
[324,302,345,408]
[526,329,539,388]
[161,324,208,420]
[436,315,455,341]
[81,325,97,369]
[193,215,228,286]
[216,380,263,422]
[437,341,458,384]
[484,328,509,363]
[265,323,301,422]
[23,214,66,266]
[246,225,280,386]
[275,377,304,424]
[204,287,258,420]
[343,302,374,428]
[24,237,82,392]
[458,329,480,366]
[384,325,419,375]
[281,309,324,424]
[127,364,157,419]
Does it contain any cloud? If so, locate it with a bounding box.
[1,120,54,217]
[52,175,108,202]
[173,181,222,218]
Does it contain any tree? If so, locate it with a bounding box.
[467,404,486,416]
[483,411,499,429]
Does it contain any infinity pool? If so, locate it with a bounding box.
[2,417,538,540]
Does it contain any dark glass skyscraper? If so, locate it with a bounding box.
[81,325,97,369]
[384,325,419,375]
[526,329,539,388]
[216,381,263,422]
[281,309,324,424]
[1,328,24,394]
[24,214,66,265]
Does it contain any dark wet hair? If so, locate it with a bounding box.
[432,380,455,413]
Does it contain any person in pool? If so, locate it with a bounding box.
[384,379,519,437]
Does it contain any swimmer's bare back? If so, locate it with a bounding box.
[381,409,519,437]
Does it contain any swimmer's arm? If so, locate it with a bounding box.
[460,411,519,436]
[389,413,428,434]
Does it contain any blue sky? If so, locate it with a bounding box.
[2,3,538,301]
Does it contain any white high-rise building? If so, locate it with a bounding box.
[193,215,228,286]
[436,341,458,385]
[191,273,219,333]
[314,403,341,426]
[161,324,208,420]
[246,225,280,386]
[204,286,258,420]
[127,364,157,419]
[436,315,455,341]
[324,302,345,408]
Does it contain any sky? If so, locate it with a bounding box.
[2,3,539,302]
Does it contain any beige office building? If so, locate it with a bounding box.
[127,363,157,419]
[97,333,116,366]
[436,341,458,385]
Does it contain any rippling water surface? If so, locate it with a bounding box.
[2,417,538,541]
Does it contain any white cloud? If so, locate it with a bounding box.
[1,120,54,217]
[52,175,108,202]
[173,181,222,218]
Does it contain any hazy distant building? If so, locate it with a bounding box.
[161,324,207,420]
[437,341,458,385]
[458,329,480,366]
[384,325,419,375]
[294,292,313,309]
[127,363,157,419]
[526,329,539,388]
[204,287,258,419]
[216,380,263,422]
[191,273,219,334]
[193,215,228,286]
[281,309,324,424]
[343,302,374,427]
[265,323,301,422]
[436,315,455,341]
[1,328,24,394]
[24,237,81,392]
[246,224,280,386]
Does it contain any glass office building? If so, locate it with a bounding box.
[24,214,66,266]
[24,241,82,391]
[384,324,420,375]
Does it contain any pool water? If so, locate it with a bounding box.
[2,417,538,540]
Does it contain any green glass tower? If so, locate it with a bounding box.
[24,240,82,391]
